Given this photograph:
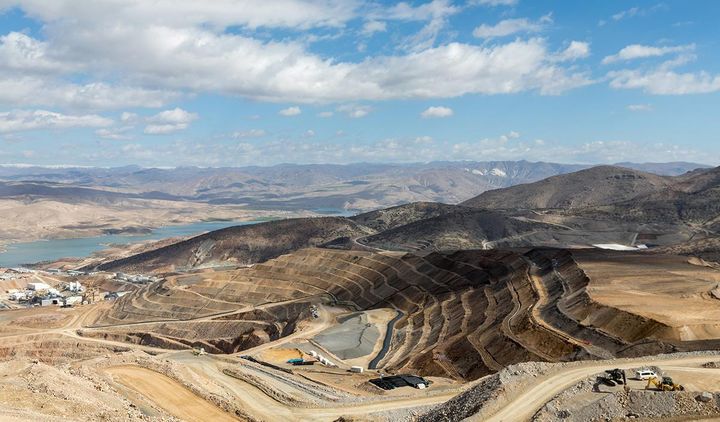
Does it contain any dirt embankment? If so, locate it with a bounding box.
[106,365,244,422]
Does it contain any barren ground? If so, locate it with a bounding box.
[0,198,305,249]
[576,251,720,339]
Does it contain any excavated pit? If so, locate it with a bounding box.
[83,247,720,381]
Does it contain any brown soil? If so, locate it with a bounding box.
[106,365,243,422]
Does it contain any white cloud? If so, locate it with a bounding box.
[147,108,197,124]
[144,107,198,134]
[421,106,453,118]
[0,2,591,109]
[0,109,112,133]
[608,68,720,95]
[12,0,362,31]
[317,111,334,118]
[627,104,653,112]
[610,4,667,22]
[473,14,552,39]
[604,43,720,95]
[64,131,714,167]
[0,32,74,74]
[0,77,180,110]
[120,112,138,123]
[602,44,694,64]
[387,0,460,52]
[354,39,593,97]
[612,7,640,21]
[385,0,459,21]
[143,124,184,135]
[231,129,266,138]
[96,126,134,140]
[471,0,518,6]
[554,41,590,61]
[279,106,302,116]
[361,20,387,36]
[337,104,371,118]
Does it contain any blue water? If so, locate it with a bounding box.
[0,220,259,268]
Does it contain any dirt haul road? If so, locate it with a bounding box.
[178,350,460,421]
[110,357,458,422]
[476,353,720,422]
[106,365,241,422]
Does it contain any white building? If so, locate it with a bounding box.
[9,292,26,301]
[27,282,50,291]
[40,298,62,306]
[67,281,83,292]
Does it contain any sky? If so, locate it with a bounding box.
[0,0,718,168]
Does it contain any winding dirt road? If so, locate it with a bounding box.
[476,353,720,422]
[120,356,459,422]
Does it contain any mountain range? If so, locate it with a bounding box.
[0,161,707,211]
[91,163,720,272]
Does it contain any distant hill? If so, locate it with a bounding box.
[359,208,560,251]
[93,217,373,273]
[350,202,460,232]
[462,166,672,210]
[580,166,720,229]
[90,164,720,273]
[1,160,705,212]
[0,181,178,203]
[614,161,710,176]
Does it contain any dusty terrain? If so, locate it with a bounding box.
[0,197,301,249]
[2,163,720,421]
[3,256,720,422]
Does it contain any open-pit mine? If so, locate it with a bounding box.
[4,165,720,421]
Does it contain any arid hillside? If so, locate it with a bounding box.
[358,208,562,251]
[462,165,673,210]
[92,217,374,273]
[349,201,460,232]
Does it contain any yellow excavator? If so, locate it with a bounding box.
[646,375,684,391]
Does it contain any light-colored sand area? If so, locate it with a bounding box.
[576,252,720,335]
[256,347,304,364]
[106,365,241,422]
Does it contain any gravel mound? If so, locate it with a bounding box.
[417,362,554,422]
[533,369,720,422]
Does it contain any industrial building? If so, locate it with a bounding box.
[370,374,431,390]
[27,282,50,291]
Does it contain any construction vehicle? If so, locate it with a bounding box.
[192,347,206,356]
[646,375,684,391]
[606,368,627,385]
[596,368,627,387]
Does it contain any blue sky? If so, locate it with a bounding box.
[0,0,718,167]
